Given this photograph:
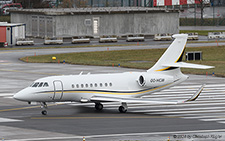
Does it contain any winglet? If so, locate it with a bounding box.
[182,84,205,103]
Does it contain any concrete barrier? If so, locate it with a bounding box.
[208,32,225,39]
[72,36,90,44]
[154,33,172,41]
[186,33,198,40]
[126,34,144,42]
[44,37,63,45]
[99,35,117,43]
[16,38,34,46]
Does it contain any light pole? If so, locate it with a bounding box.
[213,0,215,25]
[194,4,197,26]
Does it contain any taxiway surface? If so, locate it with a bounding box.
[1,45,225,141]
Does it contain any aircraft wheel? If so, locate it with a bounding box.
[95,103,103,111]
[41,110,47,115]
[119,106,127,113]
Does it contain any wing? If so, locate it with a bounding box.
[90,84,205,105]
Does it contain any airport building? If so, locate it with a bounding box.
[10,7,179,38]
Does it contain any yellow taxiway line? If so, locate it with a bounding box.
[31,116,180,120]
[0,106,41,112]
[0,103,64,112]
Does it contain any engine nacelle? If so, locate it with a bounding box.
[137,73,174,88]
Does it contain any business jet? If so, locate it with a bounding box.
[14,34,214,115]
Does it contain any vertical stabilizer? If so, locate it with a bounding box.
[147,34,188,73]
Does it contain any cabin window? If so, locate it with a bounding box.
[43,82,49,87]
[72,84,75,88]
[85,84,88,87]
[76,84,79,88]
[95,83,97,87]
[32,82,39,87]
[105,83,108,87]
[81,84,84,88]
[90,84,93,87]
[109,83,112,87]
[100,83,103,87]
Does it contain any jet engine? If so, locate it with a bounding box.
[137,73,174,88]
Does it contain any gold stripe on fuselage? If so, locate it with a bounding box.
[44,83,173,96]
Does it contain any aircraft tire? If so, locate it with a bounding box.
[119,106,127,113]
[95,103,103,111]
[41,110,47,115]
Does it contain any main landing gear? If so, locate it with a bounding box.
[94,102,128,113]
[40,102,48,115]
[118,102,127,113]
[95,103,103,111]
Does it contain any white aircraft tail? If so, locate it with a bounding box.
[147,34,214,73]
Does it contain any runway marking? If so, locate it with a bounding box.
[31,115,180,120]
[0,63,11,65]
[182,115,225,119]
[0,117,22,122]
[200,118,225,121]
[170,113,225,118]
[146,109,225,115]
[3,96,13,99]
[217,121,225,124]
[0,60,8,62]
[6,129,225,141]
[131,106,225,113]
[173,84,225,88]
[0,93,13,96]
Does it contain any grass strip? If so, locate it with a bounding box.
[20,45,225,77]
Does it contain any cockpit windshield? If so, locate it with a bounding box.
[38,82,43,87]
[31,82,49,87]
[32,82,39,87]
[43,82,49,87]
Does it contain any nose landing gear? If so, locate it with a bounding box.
[40,102,48,115]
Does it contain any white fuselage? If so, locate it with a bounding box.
[14,71,188,103]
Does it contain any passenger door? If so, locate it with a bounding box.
[53,80,63,101]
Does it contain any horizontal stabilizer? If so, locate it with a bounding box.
[162,62,214,69]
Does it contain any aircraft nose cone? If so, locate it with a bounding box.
[13,92,24,101]
[14,88,30,101]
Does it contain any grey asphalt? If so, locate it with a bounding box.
[1,43,225,141]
